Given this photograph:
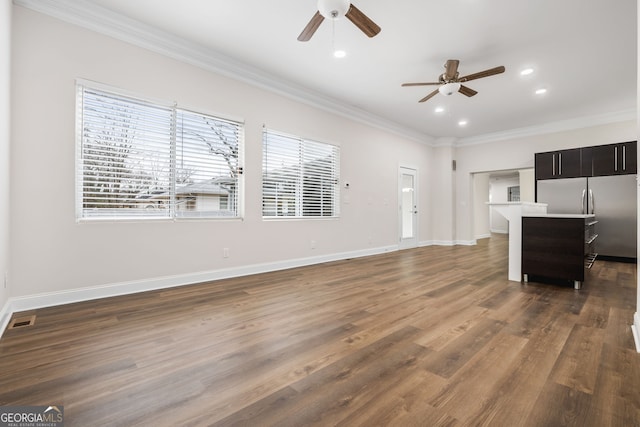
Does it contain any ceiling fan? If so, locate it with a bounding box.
[298,0,381,42]
[402,60,506,103]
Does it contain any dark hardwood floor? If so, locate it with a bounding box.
[1,235,639,426]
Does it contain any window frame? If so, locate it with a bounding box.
[75,80,244,222]
[262,128,340,220]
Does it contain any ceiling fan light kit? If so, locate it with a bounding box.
[298,1,381,41]
[439,82,461,96]
[402,60,506,103]
[318,0,350,19]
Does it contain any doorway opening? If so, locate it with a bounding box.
[472,168,534,240]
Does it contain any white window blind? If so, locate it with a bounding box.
[175,110,242,218]
[77,83,243,220]
[262,129,340,218]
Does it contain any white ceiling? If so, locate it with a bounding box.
[24,0,638,142]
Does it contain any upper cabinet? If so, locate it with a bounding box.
[535,141,636,180]
[535,148,582,180]
[592,141,636,176]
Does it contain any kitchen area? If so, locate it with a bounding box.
[522,141,637,289]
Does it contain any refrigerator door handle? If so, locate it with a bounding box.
[589,189,594,214]
[581,189,586,214]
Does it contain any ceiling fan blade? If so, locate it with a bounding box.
[444,60,460,80]
[297,11,324,41]
[345,4,381,38]
[458,85,478,97]
[401,82,441,87]
[419,89,440,103]
[459,65,506,82]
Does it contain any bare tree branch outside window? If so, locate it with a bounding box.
[78,85,243,219]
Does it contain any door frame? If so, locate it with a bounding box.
[398,166,419,249]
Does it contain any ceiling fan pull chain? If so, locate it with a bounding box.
[332,18,336,52]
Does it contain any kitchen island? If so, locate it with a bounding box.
[521,213,597,289]
[488,202,548,281]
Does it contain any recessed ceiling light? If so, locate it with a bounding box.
[333,50,346,58]
[434,106,445,113]
[458,120,468,127]
[520,68,534,76]
[535,88,547,95]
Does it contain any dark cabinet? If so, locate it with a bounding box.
[535,148,582,180]
[592,141,636,176]
[534,152,555,180]
[535,141,636,181]
[522,216,596,289]
[580,146,593,176]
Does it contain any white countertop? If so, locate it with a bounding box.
[486,202,548,206]
[489,202,549,282]
[522,213,595,218]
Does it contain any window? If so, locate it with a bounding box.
[77,82,243,220]
[508,186,520,202]
[262,129,340,218]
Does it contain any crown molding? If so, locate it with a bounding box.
[456,109,637,147]
[432,137,458,147]
[14,0,433,145]
[13,0,635,149]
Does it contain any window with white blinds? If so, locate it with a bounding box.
[262,129,340,218]
[77,83,243,220]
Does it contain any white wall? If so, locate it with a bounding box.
[455,120,637,242]
[430,144,455,244]
[9,6,434,300]
[518,169,535,202]
[0,0,12,323]
[489,175,519,233]
[472,173,490,239]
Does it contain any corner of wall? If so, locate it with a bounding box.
[0,0,13,325]
[632,312,640,353]
[0,298,12,337]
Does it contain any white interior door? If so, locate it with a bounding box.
[399,167,418,249]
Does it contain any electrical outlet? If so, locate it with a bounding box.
[223,248,229,258]
[4,272,7,289]
[310,240,316,249]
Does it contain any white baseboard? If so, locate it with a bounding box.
[475,234,491,240]
[428,240,455,246]
[0,244,396,338]
[0,240,485,339]
[419,240,449,247]
[0,301,12,337]
[490,229,508,234]
[455,239,477,246]
[420,239,477,247]
[632,312,640,353]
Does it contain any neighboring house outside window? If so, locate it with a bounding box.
[262,129,340,218]
[76,81,244,220]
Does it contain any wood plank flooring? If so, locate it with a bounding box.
[1,235,639,426]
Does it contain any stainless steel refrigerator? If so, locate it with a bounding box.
[536,175,637,259]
